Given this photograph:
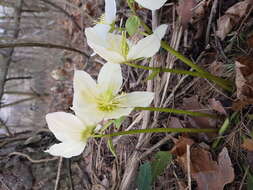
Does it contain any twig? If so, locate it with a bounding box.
[140,135,173,159]
[5,76,32,81]
[54,157,63,190]
[66,159,74,190]
[0,118,12,137]
[205,0,218,46]
[8,152,58,163]
[187,145,191,190]
[0,42,90,58]
[239,166,249,190]
[0,97,37,108]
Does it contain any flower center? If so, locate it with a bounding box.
[96,90,120,112]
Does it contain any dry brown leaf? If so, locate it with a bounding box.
[168,117,184,129]
[183,96,216,130]
[241,138,253,151]
[216,1,251,40]
[177,0,197,28]
[171,139,234,190]
[209,61,225,77]
[248,34,253,48]
[233,56,253,110]
[208,98,227,115]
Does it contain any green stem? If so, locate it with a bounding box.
[126,1,233,91]
[123,62,230,88]
[135,107,217,118]
[95,127,217,138]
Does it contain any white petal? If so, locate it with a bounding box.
[73,105,105,124]
[46,112,86,142]
[120,92,154,107]
[154,24,168,40]
[93,24,111,41]
[135,0,167,10]
[45,141,86,158]
[127,25,167,60]
[97,63,122,94]
[105,0,116,24]
[85,28,125,63]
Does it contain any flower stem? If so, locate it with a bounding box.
[95,127,217,138]
[135,107,217,118]
[123,62,231,90]
[126,2,233,92]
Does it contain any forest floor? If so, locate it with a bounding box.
[1,0,253,189]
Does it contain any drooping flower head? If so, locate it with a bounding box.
[135,0,167,10]
[72,63,154,123]
[85,24,168,64]
[45,112,95,158]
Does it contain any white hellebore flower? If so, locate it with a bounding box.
[93,0,116,40]
[45,112,95,158]
[73,63,154,123]
[85,24,168,64]
[135,0,167,10]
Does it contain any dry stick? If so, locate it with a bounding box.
[8,152,58,163]
[54,157,63,190]
[205,0,218,46]
[1,97,38,108]
[39,0,82,30]
[5,76,32,81]
[187,145,191,190]
[0,42,90,58]
[0,119,12,137]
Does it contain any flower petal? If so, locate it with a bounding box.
[135,0,167,10]
[97,63,122,94]
[46,112,86,142]
[105,0,116,24]
[85,27,125,63]
[73,105,105,124]
[45,141,86,158]
[93,24,111,41]
[127,24,167,60]
[120,91,154,107]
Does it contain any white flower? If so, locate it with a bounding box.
[72,63,154,123]
[45,112,95,158]
[135,0,167,10]
[85,24,168,64]
[93,0,116,40]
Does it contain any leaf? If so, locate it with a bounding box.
[107,137,117,157]
[247,172,253,190]
[241,139,253,151]
[137,162,152,190]
[126,15,140,36]
[151,151,172,181]
[232,56,253,110]
[176,0,197,28]
[113,116,125,129]
[208,98,227,115]
[171,138,235,190]
[216,1,251,40]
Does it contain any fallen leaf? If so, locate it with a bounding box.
[209,61,226,77]
[177,0,197,28]
[183,96,216,130]
[241,138,253,151]
[168,117,184,129]
[171,138,234,190]
[233,56,253,110]
[248,34,253,48]
[216,1,251,40]
[208,98,227,115]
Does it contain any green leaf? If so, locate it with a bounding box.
[247,172,253,190]
[113,116,125,129]
[126,15,140,36]
[107,137,117,157]
[151,151,172,182]
[137,162,152,190]
[146,71,159,80]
